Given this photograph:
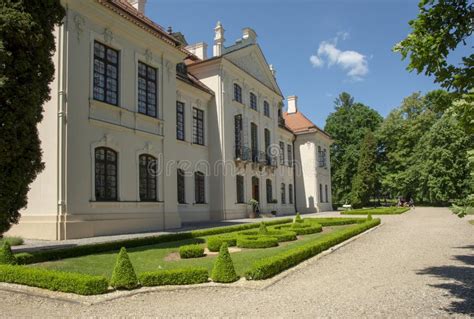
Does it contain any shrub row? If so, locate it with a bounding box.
[238,230,297,242]
[15,218,293,265]
[341,207,410,215]
[237,235,279,249]
[179,245,205,259]
[139,268,209,286]
[305,217,366,226]
[272,223,323,235]
[207,235,237,252]
[245,219,381,280]
[0,265,109,295]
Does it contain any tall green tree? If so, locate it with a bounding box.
[351,131,378,208]
[415,115,470,204]
[393,0,473,93]
[0,1,65,235]
[325,92,383,204]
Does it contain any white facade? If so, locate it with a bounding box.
[7,0,332,240]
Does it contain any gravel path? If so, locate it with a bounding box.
[1,207,473,318]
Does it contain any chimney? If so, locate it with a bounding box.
[185,42,208,60]
[287,96,298,114]
[242,27,257,43]
[127,0,147,14]
[269,64,276,78]
[213,21,225,57]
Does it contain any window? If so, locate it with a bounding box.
[177,169,185,204]
[93,41,119,105]
[250,92,257,110]
[195,171,205,204]
[176,101,185,141]
[287,144,293,167]
[318,146,325,167]
[289,184,293,204]
[138,62,157,117]
[281,183,286,204]
[235,114,243,158]
[193,108,204,145]
[264,101,270,117]
[279,141,285,165]
[319,184,323,203]
[139,154,157,201]
[95,147,117,201]
[266,179,273,203]
[236,175,244,203]
[325,184,328,203]
[234,84,242,103]
[251,122,258,162]
[323,149,327,168]
[264,129,271,164]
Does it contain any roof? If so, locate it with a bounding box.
[177,72,214,96]
[98,1,199,58]
[283,111,332,139]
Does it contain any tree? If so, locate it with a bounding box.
[351,132,378,208]
[0,1,64,235]
[393,0,474,93]
[325,92,383,204]
[415,115,470,204]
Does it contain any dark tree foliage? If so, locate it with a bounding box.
[0,1,65,235]
[394,0,474,93]
[324,92,383,204]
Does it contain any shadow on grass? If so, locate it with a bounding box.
[417,245,474,316]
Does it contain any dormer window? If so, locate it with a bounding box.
[250,92,257,110]
[234,84,242,103]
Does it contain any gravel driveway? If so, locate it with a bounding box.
[1,207,472,318]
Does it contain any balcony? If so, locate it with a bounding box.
[235,146,277,168]
[235,145,251,162]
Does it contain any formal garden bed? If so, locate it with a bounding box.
[0,215,380,295]
[341,207,410,215]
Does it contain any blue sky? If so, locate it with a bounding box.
[147,0,470,128]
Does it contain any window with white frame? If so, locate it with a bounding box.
[93,41,119,105]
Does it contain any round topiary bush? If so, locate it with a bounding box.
[211,242,239,283]
[367,213,373,221]
[110,247,139,290]
[236,235,279,248]
[179,244,205,259]
[207,235,237,252]
[0,242,16,265]
[294,213,303,223]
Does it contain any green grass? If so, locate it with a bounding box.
[32,225,349,278]
[0,237,23,246]
[341,207,410,215]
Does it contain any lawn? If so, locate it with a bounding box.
[33,225,348,278]
[341,207,410,215]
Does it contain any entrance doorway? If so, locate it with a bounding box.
[252,176,260,202]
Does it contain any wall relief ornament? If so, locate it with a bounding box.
[73,14,85,42]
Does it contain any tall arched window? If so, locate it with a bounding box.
[177,169,185,204]
[233,83,242,103]
[266,179,273,203]
[250,92,257,110]
[195,171,205,204]
[281,183,286,204]
[289,184,293,204]
[95,147,117,201]
[319,184,323,203]
[139,154,157,201]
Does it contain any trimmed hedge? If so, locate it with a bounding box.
[238,230,297,242]
[211,243,239,283]
[245,219,381,280]
[0,242,16,265]
[273,223,323,235]
[207,235,237,252]
[0,265,109,295]
[305,217,366,227]
[139,268,209,286]
[294,213,303,223]
[237,235,279,249]
[15,218,293,265]
[179,244,205,259]
[341,207,410,215]
[109,247,139,290]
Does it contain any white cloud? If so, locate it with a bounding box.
[310,34,369,81]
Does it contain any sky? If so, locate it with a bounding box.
[146,0,470,128]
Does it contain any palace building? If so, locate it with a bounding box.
[8,0,333,240]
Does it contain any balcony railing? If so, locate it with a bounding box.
[235,146,277,167]
[235,145,251,161]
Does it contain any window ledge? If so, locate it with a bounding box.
[136,112,164,124]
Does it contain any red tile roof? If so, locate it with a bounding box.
[283,111,331,138]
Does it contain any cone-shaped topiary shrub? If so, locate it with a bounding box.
[0,242,16,265]
[110,247,139,290]
[367,213,373,221]
[294,213,303,223]
[259,222,269,235]
[211,242,239,283]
